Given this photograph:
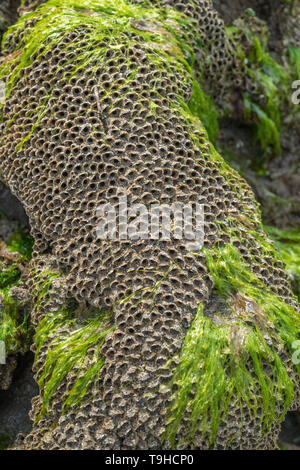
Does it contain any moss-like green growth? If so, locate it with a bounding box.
[23,264,115,420]
[0,0,194,90]
[0,260,23,355]
[227,21,294,159]
[188,81,219,144]
[244,93,282,156]
[0,230,33,357]
[265,226,300,300]
[7,230,34,260]
[288,46,300,79]
[32,269,61,310]
[35,306,115,418]
[0,264,20,290]
[0,287,32,355]
[245,39,287,156]
[164,243,300,448]
[0,0,202,154]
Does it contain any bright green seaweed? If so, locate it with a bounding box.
[7,229,34,260]
[265,226,300,300]
[164,243,300,448]
[0,228,34,356]
[227,20,299,159]
[0,0,201,153]
[0,281,32,356]
[35,305,115,418]
[29,266,115,420]
[188,80,219,144]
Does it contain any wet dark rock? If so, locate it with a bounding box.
[0,183,29,228]
[0,352,38,449]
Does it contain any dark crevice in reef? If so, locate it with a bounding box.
[217,119,300,229]
[0,183,29,228]
[213,0,289,61]
[0,0,21,40]
[0,352,38,450]
[213,0,282,26]
[279,412,300,450]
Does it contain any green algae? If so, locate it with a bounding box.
[0,264,20,290]
[188,80,219,144]
[0,262,23,355]
[33,270,61,309]
[288,46,300,80]
[0,229,33,357]
[0,0,200,152]
[35,306,115,418]
[227,19,291,158]
[1,0,194,91]
[244,94,281,156]
[26,267,115,419]
[7,230,34,260]
[238,34,300,162]
[265,226,300,300]
[0,287,32,356]
[244,35,289,156]
[164,243,300,448]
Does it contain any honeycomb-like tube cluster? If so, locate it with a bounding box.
[0,0,299,450]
